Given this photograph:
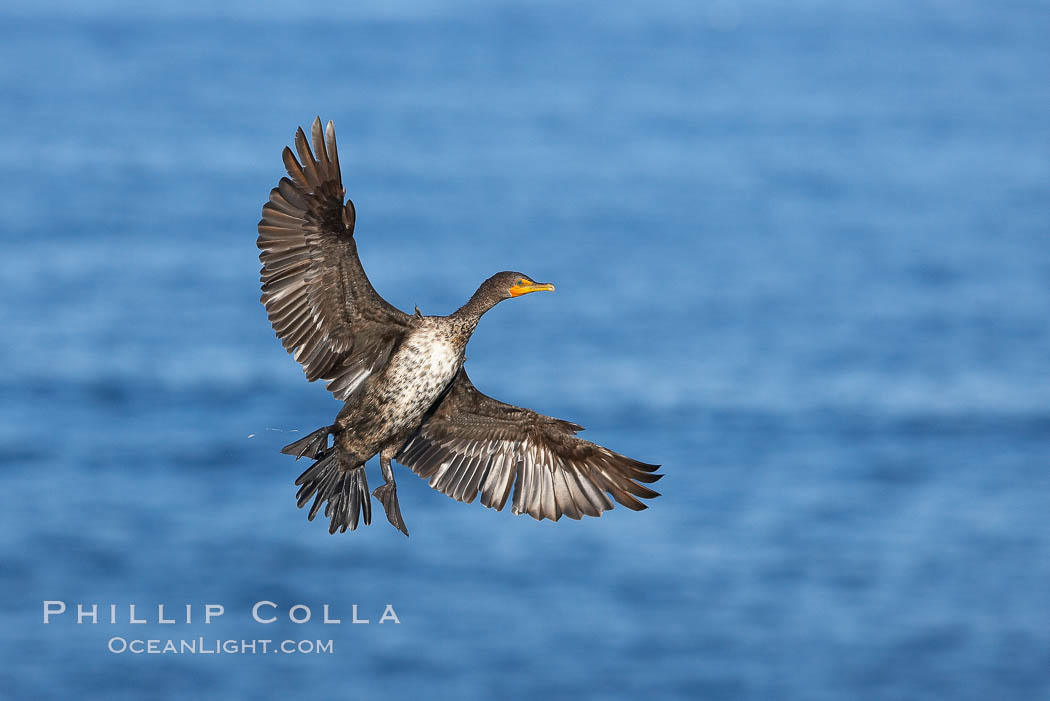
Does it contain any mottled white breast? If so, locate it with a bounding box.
[379,324,463,430]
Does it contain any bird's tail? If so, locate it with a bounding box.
[293,446,372,534]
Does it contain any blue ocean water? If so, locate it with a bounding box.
[2,0,1048,698]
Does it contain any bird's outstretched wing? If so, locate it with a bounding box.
[257,117,413,400]
[396,369,662,521]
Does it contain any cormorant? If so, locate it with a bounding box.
[258,117,661,536]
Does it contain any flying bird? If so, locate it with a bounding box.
[257,117,661,536]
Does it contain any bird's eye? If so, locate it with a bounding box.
[518,279,527,285]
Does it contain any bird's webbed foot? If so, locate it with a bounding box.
[281,425,333,460]
[373,455,409,537]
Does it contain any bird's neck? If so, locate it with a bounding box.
[450,289,499,331]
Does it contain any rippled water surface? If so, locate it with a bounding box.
[2,1,1048,699]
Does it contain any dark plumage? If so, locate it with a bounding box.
[258,117,661,536]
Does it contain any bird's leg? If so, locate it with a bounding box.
[372,449,409,536]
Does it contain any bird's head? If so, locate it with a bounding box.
[460,271,555,318]
[491,271,556,300]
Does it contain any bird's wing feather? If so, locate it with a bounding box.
[258,117,413,400]
[396,369,662,521]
